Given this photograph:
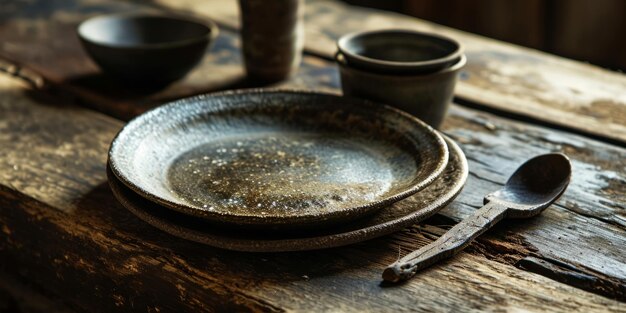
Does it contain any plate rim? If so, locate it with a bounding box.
[107,135,467,252]
[108,89,449,227]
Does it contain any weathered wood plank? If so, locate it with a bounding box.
[1,0,626,308]
[4,0,626,144]
[4,0,625,144]
[0,0,625,301]
[151,0,626,145]
[1,74,625,312]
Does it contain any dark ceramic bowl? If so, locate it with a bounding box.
[78,13,218,86]
[337,29,462,74]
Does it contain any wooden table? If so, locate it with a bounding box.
[1,0,625,312]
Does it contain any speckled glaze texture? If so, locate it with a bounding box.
[107,135,468,252]
[108,90,448,229]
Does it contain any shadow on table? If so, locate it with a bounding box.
[63,72,258,98]
[75,181,412,284]
[27,71,284,121]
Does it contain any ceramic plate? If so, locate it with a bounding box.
[107,135,467,252]
[108,90,448,229]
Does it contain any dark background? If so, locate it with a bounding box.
[342,0,626,72]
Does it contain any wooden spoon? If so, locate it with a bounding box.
[383,153,571,283]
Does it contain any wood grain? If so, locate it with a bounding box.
[1,67,626,311]
[0,0,624,299]
[3,0,625,144]
[0,0,625,310]
[151,0,626,146]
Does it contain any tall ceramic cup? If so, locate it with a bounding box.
[239,0,304,82]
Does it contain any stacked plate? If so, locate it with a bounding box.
[107,90,468,252]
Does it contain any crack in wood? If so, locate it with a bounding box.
[518,257,626,301]
[467,171,504,187]
[416,222,626,301]
[0,59,46,90]
[554,202,626,229]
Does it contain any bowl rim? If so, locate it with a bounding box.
[77,12,219,50]
[336,52,467,78]
[337,29,463,71]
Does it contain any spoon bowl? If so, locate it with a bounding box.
[486,153,571,217]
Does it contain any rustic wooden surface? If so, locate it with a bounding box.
[2,66,625,312]
[150,0,626,146]
[0,0,625,312]
[0,0,336,121]
[4,0,625,144]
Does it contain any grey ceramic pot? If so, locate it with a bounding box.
[238,0,304,82]
[337,53,466,128]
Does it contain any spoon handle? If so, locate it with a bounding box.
[383,202,508,282]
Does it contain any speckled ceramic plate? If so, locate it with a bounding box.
[108,90,448,229]
[107,135,467,252]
